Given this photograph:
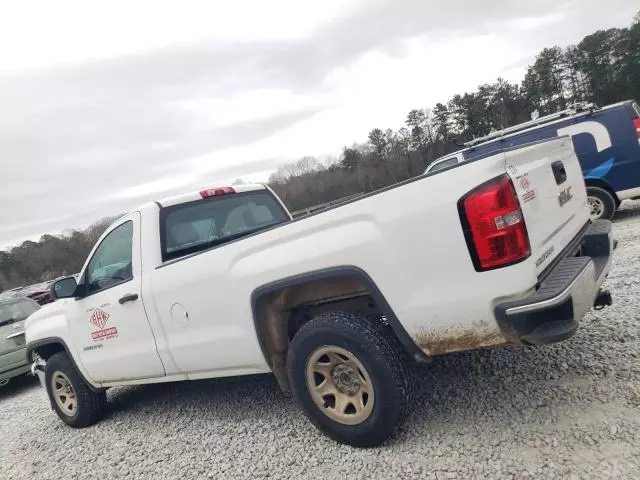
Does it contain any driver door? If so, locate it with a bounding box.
[65,212,165,383]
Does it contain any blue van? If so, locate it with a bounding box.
[425,100,640,219]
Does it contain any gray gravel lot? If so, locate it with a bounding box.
[2,203,640,480]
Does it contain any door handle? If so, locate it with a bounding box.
[6,331,25,340]
[118,293,139,304]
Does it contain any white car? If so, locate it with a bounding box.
[26,137,614,446]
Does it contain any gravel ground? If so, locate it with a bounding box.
[2,203,640,480]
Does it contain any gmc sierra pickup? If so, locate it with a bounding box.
[25,136,614,447]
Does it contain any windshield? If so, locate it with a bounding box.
[0,299,39,326]
[161,190,289,261]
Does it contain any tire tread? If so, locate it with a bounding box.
[45,352,107,428]
[288,311,416,446]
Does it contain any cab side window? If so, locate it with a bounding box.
[86,221,134,295]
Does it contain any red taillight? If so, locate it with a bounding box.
[633,118,640,139]
[200,186,235,198]
[461,175,530,270]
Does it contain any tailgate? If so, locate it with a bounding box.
[504,137,589,274]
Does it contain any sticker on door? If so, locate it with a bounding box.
[89,308,118,341]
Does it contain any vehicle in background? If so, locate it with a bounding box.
[0,287,25,302]
[20,281,55,306]
[0,281,55,306]
[425,100,640,220]
[0,297,40,386]
[26,137,614,446]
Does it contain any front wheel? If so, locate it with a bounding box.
[287,311,415,447]
[586,186,616,220]
[45,352,107,428]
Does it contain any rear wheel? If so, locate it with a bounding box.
[586,186,616,220]
[287,311,415,447]
[45,352,107,428]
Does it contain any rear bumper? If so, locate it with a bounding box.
[495,220,614,345]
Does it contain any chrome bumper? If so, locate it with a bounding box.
[494,219,614,345]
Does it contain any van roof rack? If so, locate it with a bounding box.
[464,102,598,148]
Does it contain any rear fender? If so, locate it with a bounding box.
[250,266,429,365]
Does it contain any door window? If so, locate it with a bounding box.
[85,221,134,295]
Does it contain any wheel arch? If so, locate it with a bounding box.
[584,178,620,204]
[26,337,102,392]
[250,266,427,391]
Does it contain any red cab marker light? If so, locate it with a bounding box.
[200,186,236,198]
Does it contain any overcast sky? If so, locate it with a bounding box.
[0,0,637,248]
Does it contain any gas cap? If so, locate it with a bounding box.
[170,303,190,328]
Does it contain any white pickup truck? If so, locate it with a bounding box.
[26,137,614,447]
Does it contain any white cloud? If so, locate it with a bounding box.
[323,33,527,133]
[170,89,334,130]
[108,174,200,200]
[511,12,566,31]
[168,33,533,179]
[0,0,362,74]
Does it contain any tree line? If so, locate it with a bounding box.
[1,13,639,292]
[0,218,114,292]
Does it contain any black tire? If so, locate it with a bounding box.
[587,186,616,220]
[287,311,415,447]
[45,352,107,428]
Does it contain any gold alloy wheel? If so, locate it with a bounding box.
[305,345,375,425]
[51,371,77,416]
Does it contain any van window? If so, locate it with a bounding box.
[632,102,640,118]
[161,190,289,261]
[428,157,458,173]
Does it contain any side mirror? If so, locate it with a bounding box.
[51,276,79,299]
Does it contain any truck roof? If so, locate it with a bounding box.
[156,183,266,208]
